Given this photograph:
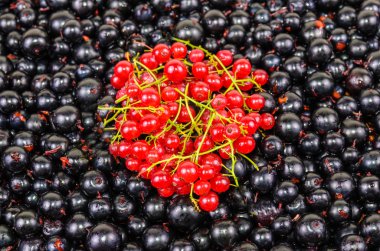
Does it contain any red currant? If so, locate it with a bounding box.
[194,180,211,196]
[139,52,158,70]
[177,161,199,183]
[120,121,141,140]
[234,136,256,154]
[226,90,244,108]
[190,81,210,102]
[210,123,225,143]
[140,88,160,107]
[192,62,208,80]
[233,59,251,79]
[164,133,180,149]
[205,74,223,92]
[164,59,188,82]
[161,86,179,102]
[177,106,196,123]
[151,171,172,189]
[252,69,269,86]
[131,141,150,160]
[210,175,230,193]
[118,141,132,158]
[153,44,171,63]
[199,192,219,211]
[240,116,259,135]
[189,49,204,63]
[125,157,141,171]
[199,165,216,180]
[158,186,175,197]
[260,113,275,130]
[194,136,214,153]
[140,114,160,134]
[216,50,233,66]
[114,60,133,80]
[224,123,241,140]
[246,94,265,110]
[171,42,187,59]
[111,75,125,89]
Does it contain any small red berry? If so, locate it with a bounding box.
[234,136,256,154]
[153,44,171,63]
[216,50,233,67]
[177,161,199,183]
[139,52,159,70]
[120,121,140,140]
[247,94,265,110]
[210,175,230,193]
[194,180,211,196]
[199,192,219,211]
[189,49,204,63]
[164,59,188,82]
[233,59,252,79]
[114,60,133,80]
[151,171,172,189]
[253,69,269,86]
[260,113,275,130]
[192,62,208,80]
[171,42,187,59]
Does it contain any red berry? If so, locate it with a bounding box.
[221,71,233,88]
[171,42,187,59]
[139,52,158,70]
[176,184,191,195]
[240,116,259,135]
[140,88,160,107]
[205,74,223,92]
[125,157,141,171]
[151,171,172,189]
[147,149,160,163]
[172,173,187,187]
[216,50,233,66]
[179,138,194,155]
[114,60,133,80]
[190,81,210,102]
[120,121,140,140]
[224,123,241,140]
[233,59,251,79]
[218,145,233,159]
[226,90,244,108]
[210,175,230,193]
[260,113,275,130]
[234,136,256,154]
[194,136,214,153]
[164,59,188,82]
[253,69,269,86]
[199,165,216,180]
[109,143,119,157]
[199,192,219,211]
[139,164,154,179]
[247,94,265,110]
[153,44,171,63]
[210,123,225,143]
[131,141,150,160]
[192,62,208,80]
[167,102,179,117]
[164,134,180,149]
[200,153,222,172]
[140,114,160,134]
[229,108,245,120]
[189,49,204,63]
[118,141,132,158]
[177,106,196,123]
[177,161,199,183]
[111,75,125,89]
[161,86,179,102]
[194,180,211,196]
[158,186,175,197]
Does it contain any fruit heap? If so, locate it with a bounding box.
[104,40,273,211]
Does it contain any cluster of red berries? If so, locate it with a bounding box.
[104,39,274,211]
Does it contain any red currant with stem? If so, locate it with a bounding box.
[247,94,265,110]
[139,52,159,70]
[171,42,187,59]
[176,184,191,195]
[239,81,254,91]
[194,180,211,196]
[164,59,188,82]
[211,175,230,193]
[226,90,244,108]
[260,113,275,130]
[120,121,141,140]
[233,59,252,79]
[200,153,222,172]
[177,161,199,183]
[125,83,140,99]
[216,50,233,66]
[167,102,179,117]
[147,149,160,163]
[179,138,194,155]
[153,44,171,63]
[161,86,179,102]
[219,144,233,159]
[234,136,256,154]
[151,171,173,189]
[240,116,259,135]
[114,60,133,80]
[199,192,219,211]
[224,123,241,140]
[177,106,196,123]
[140,88,160,107]
[252,69,269,86]
[140,114,160,134]
[139,164,155,179]
[229,108,245,120]
[189,49,204,63]
[192,62,208,79]
[221,71,233,88]
[172,173,187,187]
[194,136,214,153]
[190,81,210,102]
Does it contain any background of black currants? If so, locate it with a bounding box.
[0,0,380,250]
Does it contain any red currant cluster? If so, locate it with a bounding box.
[102,39,274,211]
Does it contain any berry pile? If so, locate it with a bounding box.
[104,40,273,211]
